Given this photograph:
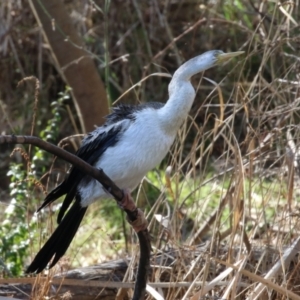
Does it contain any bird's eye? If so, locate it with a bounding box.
[214,50,224,57]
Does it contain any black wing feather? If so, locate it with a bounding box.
[37,125,123,223]
[106,102,164,124]
[26,197,87,274]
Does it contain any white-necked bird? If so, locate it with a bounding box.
[26,50,244,273]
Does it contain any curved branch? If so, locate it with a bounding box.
[132,230,152,300]
[0,134,151,299]
[1,134,124,200]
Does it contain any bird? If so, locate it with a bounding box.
[26,50,244,274]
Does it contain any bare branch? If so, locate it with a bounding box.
[0,134,124,201]
[0,134,151,299]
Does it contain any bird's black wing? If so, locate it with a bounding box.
[27,124,127,274]
[105,102,164,124]
[38,123,124,223]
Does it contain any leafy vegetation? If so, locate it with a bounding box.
[1,163,32,276]
[0,92,67,276]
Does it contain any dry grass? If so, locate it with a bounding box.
[1,0,300,299]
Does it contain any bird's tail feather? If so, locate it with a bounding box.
[26,197,87,274]
[37,181,68,212]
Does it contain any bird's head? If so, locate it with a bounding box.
[209,50,245,66]
[173,50,244,81]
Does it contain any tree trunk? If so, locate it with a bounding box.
[28,0,109,133]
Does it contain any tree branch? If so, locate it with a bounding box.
[0,134,151,300]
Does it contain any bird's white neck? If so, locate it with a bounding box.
[158,53,217,135]
[158,76,195,135]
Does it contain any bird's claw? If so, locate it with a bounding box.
[118,189,148,232]
[118,188,135,211]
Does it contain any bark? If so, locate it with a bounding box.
[28,0,109,132]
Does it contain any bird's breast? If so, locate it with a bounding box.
[101,115,175,183]
[79,110,175,206]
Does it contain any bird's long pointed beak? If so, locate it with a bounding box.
[216,51,245,64]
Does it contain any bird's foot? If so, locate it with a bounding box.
[118,188,136,211]
[119,189,148,233]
